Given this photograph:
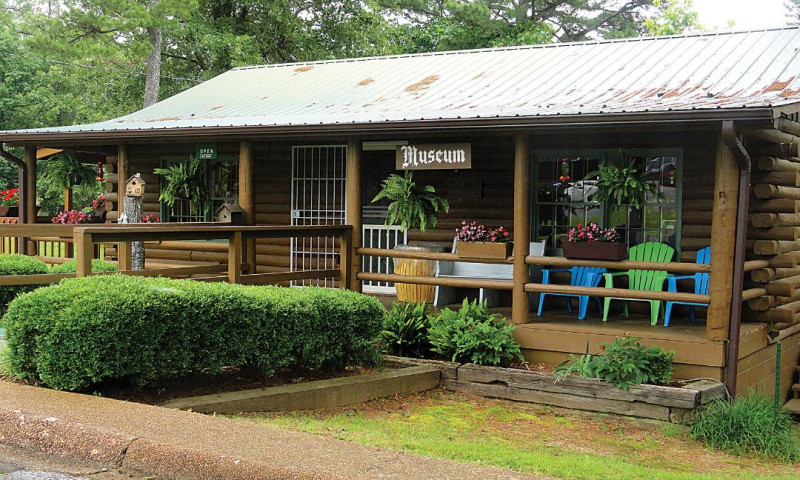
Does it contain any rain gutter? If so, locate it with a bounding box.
[722,120,751,397]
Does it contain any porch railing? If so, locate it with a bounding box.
[0,224,352,288]
[355,247,712,304]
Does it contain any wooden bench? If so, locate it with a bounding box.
[434,240,545,307]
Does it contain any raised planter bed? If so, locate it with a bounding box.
[384,355,725,423]
[164,365,440,414]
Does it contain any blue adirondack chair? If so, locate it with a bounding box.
[602,242,675,326]
[538,266,607,320]
[664,246,710,327]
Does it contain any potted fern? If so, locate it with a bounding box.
[371,171,449,303]
[154,155,209,220]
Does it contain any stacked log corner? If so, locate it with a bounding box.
[745,121,800,335]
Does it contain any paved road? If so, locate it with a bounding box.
[0,444,145,480]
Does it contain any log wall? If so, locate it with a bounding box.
[738,118,800,401]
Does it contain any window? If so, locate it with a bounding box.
[159,156,239,222]
[533,149,681,253]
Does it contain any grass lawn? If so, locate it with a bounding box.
[240,389,799,480]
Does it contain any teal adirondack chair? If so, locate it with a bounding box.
[664,246,710,327]
[602,242,675,326]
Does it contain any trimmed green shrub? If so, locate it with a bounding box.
[691,392,800,463]
[380,302,432,358]
[555,336,674,389]
[50,259,118,274]
[428,299,522,366]
[0,254,49,316]
[2,275,383,391]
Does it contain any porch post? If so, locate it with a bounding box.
[116,144,132,271]
[345,139,362,292]
[513,133,531,324]
[239,141,257,273]
[16,161,25,253]
[23,146,36,254]
[708,135,739,341]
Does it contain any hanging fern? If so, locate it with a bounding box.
[42,152,97,191]
[586,152,661,210]
[153,156,209,216]
[371,171,448,233]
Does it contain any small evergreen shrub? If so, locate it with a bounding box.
[555,336,674,389]
[428,299,522,366]
[0,254,49,316]
[2,275,383,391]
[691,392,800,463]
[380,302,432,358]
[50,259,119,274]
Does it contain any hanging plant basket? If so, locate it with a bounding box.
[562,241,627,261]
[456,241,513,260]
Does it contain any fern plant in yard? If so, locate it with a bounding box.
[371,171,448,233]
[380,302,432,358]
[428,299,522,366]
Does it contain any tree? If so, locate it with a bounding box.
[643,0,701,35]
[378,0,668,52]
[788,0,800,24]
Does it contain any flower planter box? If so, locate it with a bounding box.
[0,206,19,217]
[562,241,627,261]
[455,241,513,260]
[384,356,726,423]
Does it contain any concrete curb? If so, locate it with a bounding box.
[0,381,540,480]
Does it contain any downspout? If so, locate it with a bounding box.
[722,120,751,397]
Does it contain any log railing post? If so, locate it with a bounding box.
[345,139,362,293]
[23,146,37,254]
[228,231,243,284]
[339,226,353,289]
[116,145,132,271]
[708,135,739,341]
[239,141,257,273]
[513,133,532,324]
[73,228,93,278]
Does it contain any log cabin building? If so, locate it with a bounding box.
[3,27,800,405]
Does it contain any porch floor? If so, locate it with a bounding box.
[372,294,770,380]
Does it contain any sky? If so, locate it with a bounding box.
[692,0,794,30]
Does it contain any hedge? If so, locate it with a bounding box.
[0,255,49,316]
[50,259,119,274]
[2,275,383,391]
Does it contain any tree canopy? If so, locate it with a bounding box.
[0,0,703,134]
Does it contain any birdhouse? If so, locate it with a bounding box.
[216,202,245,224]
[125,174,146,198]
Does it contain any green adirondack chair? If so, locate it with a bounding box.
[602,242,675,326]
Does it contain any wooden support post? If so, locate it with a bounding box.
[16,166,25,254]
[345,139,362,293]
[73,229,93,278]
[708,136,739,341]
[23,146,36,254]
[228,231,243,284]
[239,141,257,273]
[116,145,132,271]
[339,226,352,289]
[512,133,531,324]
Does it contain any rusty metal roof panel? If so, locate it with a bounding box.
[4,27,800,138]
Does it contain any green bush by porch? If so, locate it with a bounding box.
[49,259,118,274]
[2,275,383,391]
[0,254,49,316]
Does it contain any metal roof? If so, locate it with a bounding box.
[3,27,800,141]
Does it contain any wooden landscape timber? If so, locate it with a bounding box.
[386,356,726,424]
